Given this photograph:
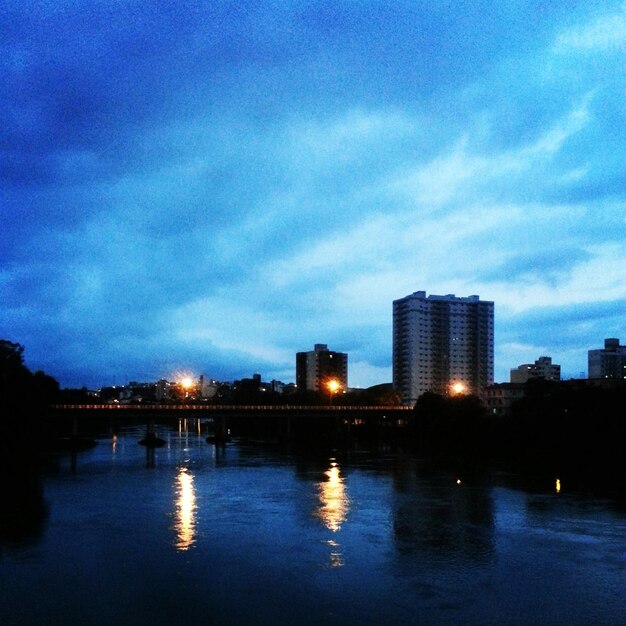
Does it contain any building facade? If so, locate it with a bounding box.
[510,356,560,383]
[393,291,494,406]
[296,343,348,392]
[484,383,527,416]
[588,338,626,380]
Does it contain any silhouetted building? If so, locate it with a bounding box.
[484,382,527,416]
[270,380,291,394]
[393,291,494,406]
[588,338,626,379]
[296,344,348,392]
[510,356,560,383]
[199,375,219,399]
[156,379,171,401]
[281,382,298,395]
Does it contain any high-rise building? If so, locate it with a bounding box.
[510,356,560,383]
[296,343,348,392]
[393,291,494,405]
[588,338,626,379]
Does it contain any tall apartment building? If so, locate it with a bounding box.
[393,291,494,406]
[588,338,626,379]
[296,343,348,392]
[510,356,560,383]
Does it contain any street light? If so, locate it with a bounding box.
[326,379,341,405]
[180,376,196,401]
[450,382,466,396]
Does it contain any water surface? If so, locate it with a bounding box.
[2,422,625,625]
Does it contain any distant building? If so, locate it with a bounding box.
[296,343,348,392]
[199,375,219,399]
[510,356,560,383]
[392,291,494,405]
[270,380,290,394]
[156,379,171,401]
[281,382,298,395]
[483,383,527,416]
[588,338,626,380]
[127,381,157,403]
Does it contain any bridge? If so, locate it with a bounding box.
[50,403,414,444]
[51,403,411,416]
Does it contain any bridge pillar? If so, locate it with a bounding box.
[139,419,166,447]
[279,414,292,442]
[207,414,230,444]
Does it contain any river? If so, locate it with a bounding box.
[1,420,626,625]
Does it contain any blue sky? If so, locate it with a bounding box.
[1,1,624,389]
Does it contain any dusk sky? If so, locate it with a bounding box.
[2,1,624,390]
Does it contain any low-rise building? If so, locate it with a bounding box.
[296,343,348,392]
[483,382,527,416]
[510,356,560,383]
[588,338,626,380]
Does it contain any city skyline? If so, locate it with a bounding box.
[5,328,618,394]
[2,2,624,389]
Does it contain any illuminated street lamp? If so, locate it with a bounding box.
[326,378,341,405]
[180,376,196,401]
[450,382,466,396]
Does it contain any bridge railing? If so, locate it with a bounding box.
[51,404,412,412]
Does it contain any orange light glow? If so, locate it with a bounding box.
[326,379,341,394]
[173,467,197,551]
[450,382,466,395]
[315,461,350,533]
[180,376,194,390]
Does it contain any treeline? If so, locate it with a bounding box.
[409,380,626,478]
[0,340,59,413]
[0,340,60,450]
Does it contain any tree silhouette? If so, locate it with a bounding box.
[0,339,59,442]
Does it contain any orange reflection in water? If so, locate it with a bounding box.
[326,538,344,568]
[173,467,197,551]
[315,461,350,568]
[316,461,350,532]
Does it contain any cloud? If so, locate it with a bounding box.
[496,298,625,379]
[348,361,393,390]
[1,1,624,389]
[554,9,626,51]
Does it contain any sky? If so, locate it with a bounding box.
[1,1,625,390]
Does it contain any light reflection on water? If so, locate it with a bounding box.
[173,466,197,551]
[3,425,626,626]
[315,459,350,567]
[315,460,349,532]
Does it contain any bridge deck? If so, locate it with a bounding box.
[52,404,410,412]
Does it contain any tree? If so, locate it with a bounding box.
[0,339,60,427]
[0,339,25,369]
[411,391,492,456]
[0,340,31,402]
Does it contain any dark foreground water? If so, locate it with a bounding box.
[2,422,626,625]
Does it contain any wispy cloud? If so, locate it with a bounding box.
[554,9,626,51]
[1,1,624,388]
